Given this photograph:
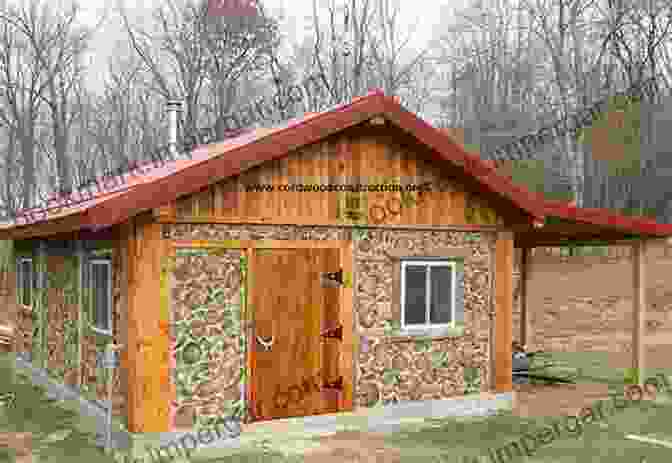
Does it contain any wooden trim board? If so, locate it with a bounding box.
[171,239,352,250]
[158,214,504,232]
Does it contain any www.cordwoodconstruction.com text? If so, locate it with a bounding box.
[243,182,432,193]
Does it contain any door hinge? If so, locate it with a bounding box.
[320,268,344,287]
[322,376,344,391]
[320,324,343,341]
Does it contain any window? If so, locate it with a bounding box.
[401,260,456,329]
[89,260,112,334]
[16,258,35,306]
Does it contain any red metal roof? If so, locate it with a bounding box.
[2,89,672,241]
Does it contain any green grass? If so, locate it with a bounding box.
[193,449,304,463]
[528,350,672,399]
[5,350,672,463]
[372,401,672,462]
[197,351,672,462]
[0,353,117,463]
[375,351,672,462]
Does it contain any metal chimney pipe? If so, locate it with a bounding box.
[166,100,183,158]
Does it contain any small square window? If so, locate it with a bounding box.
[401,260,456,330]
[89,260,112,334]
[16,258,35,306]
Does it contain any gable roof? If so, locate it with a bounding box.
[1,89,672,243]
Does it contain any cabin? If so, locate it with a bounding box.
[0,90,670,434]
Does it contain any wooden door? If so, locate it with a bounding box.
[249,247,343,421]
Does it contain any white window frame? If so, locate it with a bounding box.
[400,260,456,330]
[89,259,113,335]
[16,257,34,307]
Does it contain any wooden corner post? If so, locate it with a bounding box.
[125,217,172,432]
[632,239,647,386]
[494,231,513,392]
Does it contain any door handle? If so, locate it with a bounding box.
[256,335,274,351]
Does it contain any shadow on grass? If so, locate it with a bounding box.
[531,351,672,386]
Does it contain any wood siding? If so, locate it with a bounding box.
[166,127,526,229]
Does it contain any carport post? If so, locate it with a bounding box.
[519,247,530,347]
[632,239,647,386]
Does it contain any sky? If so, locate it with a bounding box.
[66,0,470,92]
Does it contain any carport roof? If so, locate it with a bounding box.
[510,197,672,248]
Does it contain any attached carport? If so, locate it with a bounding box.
[510,200,672,388]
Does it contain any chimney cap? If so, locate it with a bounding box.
[166,100,183,109]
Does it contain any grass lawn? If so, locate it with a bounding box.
[529,350,671,387]
[376,350,672,463]
[383,399,672,462]
[191,401,672,463]
[191,351,672,463]
[0,353,117,463]
[3,350,671,463]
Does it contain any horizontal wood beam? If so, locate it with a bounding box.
[512,227,636,239]
[171,239,350,249]
[0,211,88,240]
[158,214,504,232]
[385,246,472,260]
[514,234,651,248]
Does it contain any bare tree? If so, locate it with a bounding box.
[299,0,429,111]
[520,0,596,203]
[0,0,96,214]
[306,0,375,105]
[83,54,151,179]
[429,0,541,142]
[366,0,431,107]
[14,2,97,197]
[0,2,47,212]
[119,0,281,139]
[428,0,627,202]
[602,0,672,88]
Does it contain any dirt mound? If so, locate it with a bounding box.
[0,432,32,463]
[513,382,611,418]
